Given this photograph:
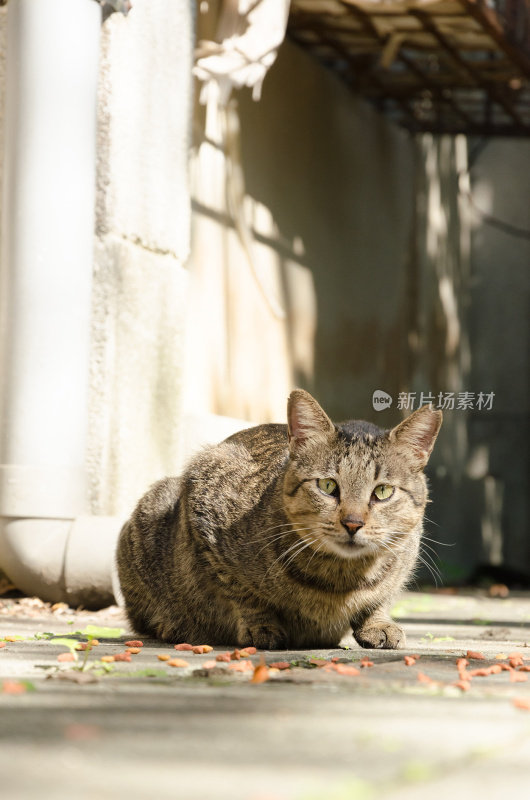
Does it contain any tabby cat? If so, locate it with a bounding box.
[117,390,442,649]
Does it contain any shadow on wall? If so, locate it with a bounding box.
[188,39,529,585]
[186,88,317,425]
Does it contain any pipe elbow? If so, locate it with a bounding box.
[0,515,124,609]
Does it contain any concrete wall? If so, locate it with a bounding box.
[465,140,530,580]
[188,34,417,426]
[87,0,194,516]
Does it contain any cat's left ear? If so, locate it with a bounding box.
[389,405,442,470]
[287,390,336,453]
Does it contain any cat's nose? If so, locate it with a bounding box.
[341,516,364,536]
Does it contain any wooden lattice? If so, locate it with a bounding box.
[288,0,530,135]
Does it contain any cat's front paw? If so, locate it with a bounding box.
[238,622,288,650]
[353,621,405,650]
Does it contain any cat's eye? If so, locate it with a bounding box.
[373,484,394,501]
[317,478,338,497]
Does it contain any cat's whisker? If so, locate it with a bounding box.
[305,538,325,571]
[416,551,442,586]
[260,524,329,541]
[423,515,440,528]
[276,534,317,565]
[258,535,318,590]
[255,521,330,542]
[257,526,318,543]
[421,533,456,547]
[281,538,319,571]
[256,533,311,557]
[420,545,442,570]
[419,540,441,559]
[257,521,304,536]
[255,525,328,555]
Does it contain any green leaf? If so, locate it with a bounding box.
[79,625,124,639]
[50,638,80,654]
[401,760,436,783]
[124,668,168,679]
[91,663,116,675]
[420,633,454,643]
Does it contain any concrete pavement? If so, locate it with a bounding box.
[1,590,530,800]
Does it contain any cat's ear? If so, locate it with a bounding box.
[287,390,335,453]
[389,405,442,470]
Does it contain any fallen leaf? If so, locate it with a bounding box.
[453,680,471,691]
[228,660,254,673]
[417,672,435,684]
[513,697,530,711]
[488,665,503,674]
[216,653,231,663]
[64,723,101,740]
[52,670,99,684]
[2,680,29,694]
[113,652,131,662]
[250,664,270,684]
[192,645,213,655]
[466,650,485,660]
[57,652,76,663]
[333,663,360,676]
[510,670,528,683]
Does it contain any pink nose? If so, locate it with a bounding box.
[341,516,364,535]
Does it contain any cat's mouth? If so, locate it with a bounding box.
[330,535,376,558]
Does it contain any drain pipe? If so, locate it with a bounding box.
[0,0,122,608]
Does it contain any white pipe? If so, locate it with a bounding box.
[0,0,120,607]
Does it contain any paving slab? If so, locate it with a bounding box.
[1,590,530,800]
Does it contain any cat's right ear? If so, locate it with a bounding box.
[287,390,336,454]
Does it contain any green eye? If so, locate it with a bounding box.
[373,484,394,501]
[317,478,338,497]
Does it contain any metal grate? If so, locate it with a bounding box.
[287,0,530,135]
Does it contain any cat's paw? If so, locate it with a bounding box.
[353,621,405,650]
[239,622,288,650]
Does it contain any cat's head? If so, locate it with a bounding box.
[283,390,442,560]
